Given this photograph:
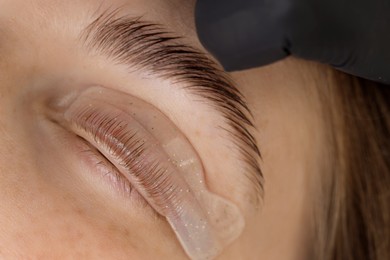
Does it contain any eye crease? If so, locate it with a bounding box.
[47,86,245,260]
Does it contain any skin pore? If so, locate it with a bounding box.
[0,0,329,259]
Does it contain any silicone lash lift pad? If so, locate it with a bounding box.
[54,86,245,260]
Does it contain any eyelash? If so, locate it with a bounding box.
[78,137,135,197]
[70,105,182,215]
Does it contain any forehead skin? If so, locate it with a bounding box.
[0,0,198,72]
[0,0,197,44]
[0,0,327,259]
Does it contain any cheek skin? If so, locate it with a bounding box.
[0,133,186,259]
[0,189,161,259]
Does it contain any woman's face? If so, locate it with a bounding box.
[0,0,328,259]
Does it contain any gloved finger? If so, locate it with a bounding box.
[195,0,290,71]
[286,0,390,84]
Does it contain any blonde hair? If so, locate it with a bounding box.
[315,68,390,260]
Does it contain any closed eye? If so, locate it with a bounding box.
[45,85,245,259]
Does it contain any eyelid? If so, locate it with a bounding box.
[50,86,245,260]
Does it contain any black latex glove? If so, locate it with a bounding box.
[195,0,390,84]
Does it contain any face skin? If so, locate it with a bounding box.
[0,0,329,259]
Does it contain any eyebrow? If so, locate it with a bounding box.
[80,8,264,204]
